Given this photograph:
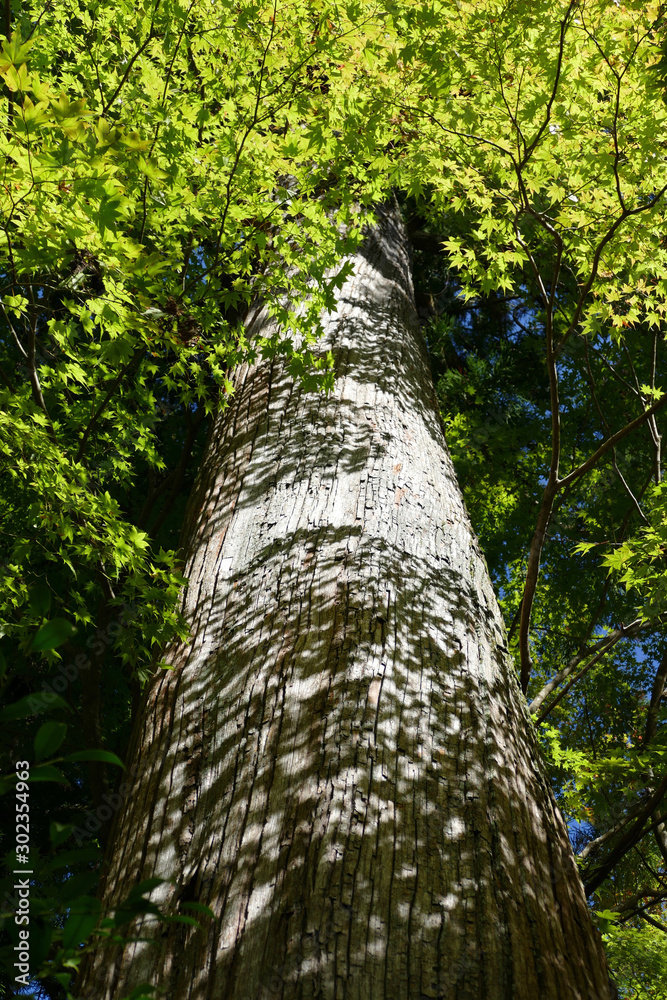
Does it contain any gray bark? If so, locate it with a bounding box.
[78,204,613,1000]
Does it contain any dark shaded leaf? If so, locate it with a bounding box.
[34,721,67,760]
[0,691,69,721]
[62,895,100,950]
[31,617,77,651]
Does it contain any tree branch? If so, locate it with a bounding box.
[518,480,558,694]
[584,779,667,896]
[517,0,577,170]
[578,798,648,863]
[611,887,667,913]
[559,391,667,491]
[529,619,643,717]
[637,912,667,932]
[583,339,648,525]
[556,183,667,355]
[26,304,51,421]
[76,352,141,463]
[534,620,643,723]
[101,33,155,116]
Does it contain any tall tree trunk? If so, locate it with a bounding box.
[78,204,613,1000]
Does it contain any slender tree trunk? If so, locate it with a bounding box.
[78,204,613,1000]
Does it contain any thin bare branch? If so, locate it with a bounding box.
[535,619,643,723]
[518,482,558,694]
[578,799,648,862]
[0,298,27,360]
[583,339,648,524]
[102,33,155,116]
[24,286,51,421]
[584,778,667,896]
[76,351,141,463]
[559,391,667,490]
[512,218,562,693]
[590,343,641,399]
[611,887,667,913]
[529,619,643,717]
[650,330,662,483]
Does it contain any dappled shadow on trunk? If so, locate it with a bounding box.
[78,206,612,1000]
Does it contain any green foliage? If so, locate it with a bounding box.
[393,0,667,312]
[400,0,667,983]
[0,2,392,995]
[604,922,667,999]
[603,480,667,619]
[3,0,667,994]
[539,721,667,828]
[0,0,378,676]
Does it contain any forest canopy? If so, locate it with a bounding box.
[2,1,667,997]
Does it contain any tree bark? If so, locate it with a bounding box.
[78,204,613,1000]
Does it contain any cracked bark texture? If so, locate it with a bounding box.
[78,205,613,1000]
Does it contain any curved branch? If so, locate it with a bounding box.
[559,391,667,491]
[529,619,642,717]
[534,620,643,724]
[517,0,577,170]
[101,33,155,116]
[556,183,667,355]
[584,778,667,896]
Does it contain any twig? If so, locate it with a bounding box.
[75,352,141,463]
[102,0,162,114]
[534,619,643,723]
[584,779,667,895]
[649,330,662,483]
[517,1,577,170]
[583,339,648,525]
[559,391,667,491]
[511,225,562,693]
[611,887,667,913]
[578,799,647,862]
[25,299,50,420]
[102,34,155,116]
[529,619,642,717]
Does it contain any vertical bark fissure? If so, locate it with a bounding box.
[79,203,613,1000]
